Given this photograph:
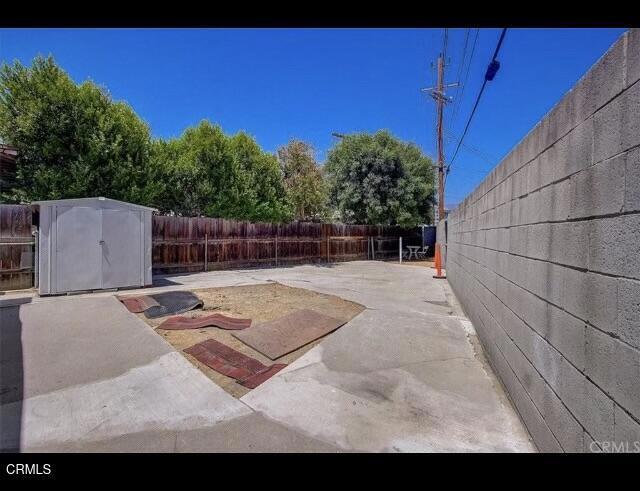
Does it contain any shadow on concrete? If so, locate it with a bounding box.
[151,277,183,287]
[0,296,32,453]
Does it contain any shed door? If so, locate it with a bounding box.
[101,209,143,289]
[55,206,103,293]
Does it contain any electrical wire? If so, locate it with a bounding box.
[443,28,449,60]
[447,28,471,133]
[456,28,471,84]
[448,28,479,137]
[443,129,496,166]
[447,28,507,177]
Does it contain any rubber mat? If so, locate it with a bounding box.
[238,364,287,389]
[117,295,160,313]
[184,338,286,388]
[232,309,346,360]
[143,291,204,319]
[157,313,251,330]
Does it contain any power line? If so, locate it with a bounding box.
[456,28,471,83]
[448,28,479,137]
[443,129,496,165]
[443,28,449,60]
[447,29,471,133]
[448,28,506,172]
[447,28,507,176]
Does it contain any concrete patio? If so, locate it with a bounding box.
[0,261,535,452]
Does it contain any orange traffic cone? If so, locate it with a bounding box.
[433,243,446,279]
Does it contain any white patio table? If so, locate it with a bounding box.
[406,245,421,260]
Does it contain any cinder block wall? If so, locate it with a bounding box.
[446,29,640,452]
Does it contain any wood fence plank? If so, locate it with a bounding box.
[1,206,421,288]
[151,216,419,274]
[0,204,34,290]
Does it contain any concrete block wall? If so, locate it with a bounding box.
[445,29,640,452]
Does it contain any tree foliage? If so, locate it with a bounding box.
[0,55,151,203]
[277,140,328,221]
[324,130,435,227]
[0,56,291,222]
[0,56,435,228]
[149,121,291,221]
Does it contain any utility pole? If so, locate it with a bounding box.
[422,58,458,224]
[436,54,445,224]
[421,38,458,279]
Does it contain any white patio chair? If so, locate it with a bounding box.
[416,246,429,259]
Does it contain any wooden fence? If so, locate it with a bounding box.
[0,204,422,289]
[0,204,34,290]
[152,216,420,274]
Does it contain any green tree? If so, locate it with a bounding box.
[150,121,291,222]
[227,132,292,222]
[0,55,152,203]
[277,140,328,221]
[324,130,435,227]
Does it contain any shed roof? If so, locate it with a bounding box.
[31,197,157,212]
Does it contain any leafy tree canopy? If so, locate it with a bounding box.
[0,56,291,222]
[1,57,434,228]
[0,55,151,203]
[150,121,291,222]
[324,130,435,227]
[277,139,328,221]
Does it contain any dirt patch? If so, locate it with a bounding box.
[139,282,365,398]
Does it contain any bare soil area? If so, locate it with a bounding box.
[139,282,365,398]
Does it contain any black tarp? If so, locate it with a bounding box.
[143,291,203,319]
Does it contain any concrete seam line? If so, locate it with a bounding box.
[450,247,633,352]
[449,258,584,450]
[450,250,640,432]
[449,258,629,448]
[452,238,640,283]
[447,281,539,450]
[454,205,640,230]
[465,143,640,215]
[450,263,566,450]
[457,75,640,211]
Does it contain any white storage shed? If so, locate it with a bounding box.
[33,197,155,295]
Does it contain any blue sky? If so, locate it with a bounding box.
[0,28,627,206]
